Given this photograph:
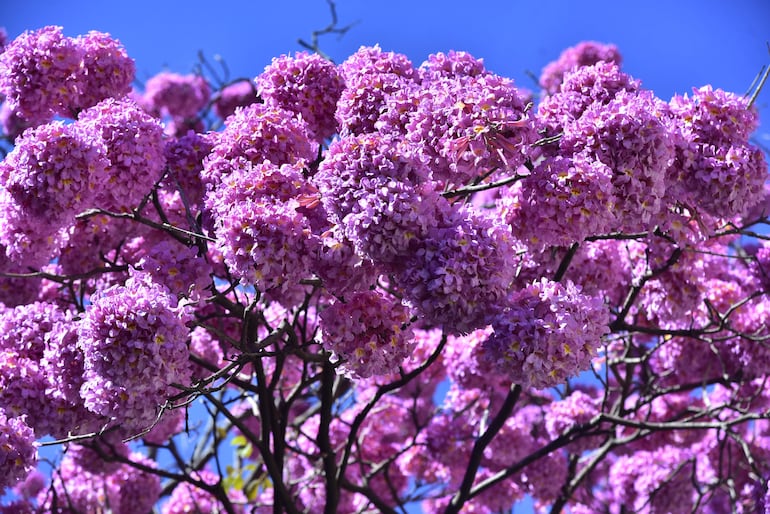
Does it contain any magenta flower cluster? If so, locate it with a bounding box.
[0,26,134,126]
[0,411,36,491]
[320,290,414,378]
[0,25,769,514]
[257,51,344,141]
[77,275,192,431]
[481,278,609,389]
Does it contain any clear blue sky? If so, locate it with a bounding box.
[2,0,769,135]
[2,0,769,512]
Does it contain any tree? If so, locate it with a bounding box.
[0,7,769,513]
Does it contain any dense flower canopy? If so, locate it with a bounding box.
[0,24,768,514]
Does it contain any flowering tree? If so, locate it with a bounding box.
[0,15,769,514]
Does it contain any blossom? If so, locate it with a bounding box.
[539,41,622,95]
[315,134,431,220]
[418,50,488,82]
[257,51,344,141]
[39,450,160,514]
[545,388,603,452]
[0,120,108,225]
[312,226,378,296]
[201,103,317,187]
[339,44,416,82]
[608,446,695,514]
[505,154,615,248]
[143,71,211,119]
[0,410,37,492]
[162,130,214,208]
[0,26,81,124]
[72,30,135,110]
[0,246,42,307]
[561,90,674,231]
[138,240,212,299]
[396,209,517,334]
[77,275,192,431]
[213,79,258,119]
[406,73,538,185]
[162,469,244,514]
[320,290,414,378]
[537,61,639,135]
[336,70,413,136]
[78,97,166,211]
[666,86,766,219]
[481,278,609,389]
[205,161,319,299]
[314,134,442,266]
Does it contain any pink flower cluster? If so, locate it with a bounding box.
[481,278,609,389]
[539,41,622,95]
[143,71,211,120]
[0,410,36,491]
[162,469,245,514]
[0,26,134,127]
[667,85,766,219]
[320,290,414,378]
[78,97,166,211]
[257,52,344,141]
[77,275,192,431]
[201,103,317,187]
[205,161,319,300]
[39,450,160,514]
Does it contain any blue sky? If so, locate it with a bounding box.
[3,0,769,133]
[2,0,770,511]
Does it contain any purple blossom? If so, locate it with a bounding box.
[40,450,160,514]
[505,154,615,248]
[537,61,639,135]
[0,303,104,437]
[12,469,45,500]
[213,79,258,120]
[339,45,416,82]
[539,41,623,95]
[163,130,214,207]
[669,85,759,145]
[481,278,609,389]
[545,388,603,452]
[77,275,192,432]
[205,161,320,300]
[0,120,108,225]
[257,51,344,141]
[78,97,166,212]
[143,71,211,119]
[138,240,212,300]
[561,90,674,232]
[312,226,378,296]
[0,26,81,124]
[608,446,695,514]
[162,469,245,514]
[143,407,185,445]
[58,213,141,276]
[0,186,71,268]
[0,410,36,492]
[315,134,431,218]
[396,209,517,334]
[0,102,32,140]
[336,70,413,136]
[201,103,317,187]
[72,30,135,110]
[665,89,767,219]
[406,73,537,185]
[0,246,42,307]
[320,290,414,378]
[418,50,488,83]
